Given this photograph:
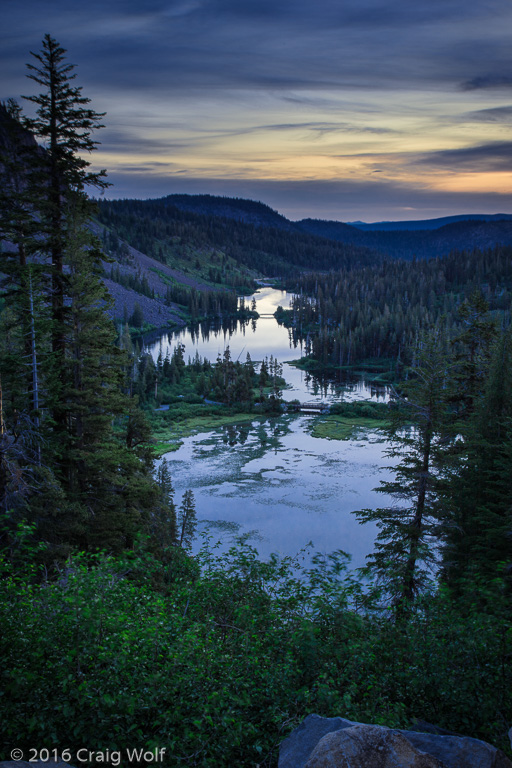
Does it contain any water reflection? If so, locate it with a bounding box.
[146,286,388,403]
[165,415,394,568]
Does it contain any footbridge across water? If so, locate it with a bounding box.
[286,401,331,413]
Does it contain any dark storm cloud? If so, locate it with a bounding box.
[418,142,512,172]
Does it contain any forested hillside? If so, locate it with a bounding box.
[348,213,512,231]
[297,216,512,260]
[1,34,511,768]
[97,196,378,277]
[156,193,298,230]
[280,244,512,368]
[98,192,512,268]
[97,224,247,331]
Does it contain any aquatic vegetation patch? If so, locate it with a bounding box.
[154,412,298,457]
[198,519,264,543]
[309,415,388,441]
[153,412,262,456]
[200,519,242,533]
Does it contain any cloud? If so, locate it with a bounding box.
[461,75,512,91]
[465,106,512,122]
[99,130,195,153]
[5,0,512,98]
[417,142,512,171]
[4,0,512,221]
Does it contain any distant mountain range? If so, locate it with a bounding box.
[152,194,512,261]
[295,217,512,260]
[6,102,512,332]
[97,195,376,280]
[346,214,512,231]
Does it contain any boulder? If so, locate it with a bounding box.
[279,715,512,768]
[407,719,459,736]
[279,714,359,768]
[404,731,512,768]
[305,725,447,768]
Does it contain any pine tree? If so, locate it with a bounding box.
[355,330,453,611]
[130,301,143,329]
[22,34,109,429]
[0,36,164,555]
[451,291,497,420]
[177,489,197,549]
[152,458,177,549]
[441,327,512,599]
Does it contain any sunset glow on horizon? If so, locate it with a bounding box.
[3,0,512,221]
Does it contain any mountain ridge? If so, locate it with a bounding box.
[345,213,512,231]
[104,192,512,261]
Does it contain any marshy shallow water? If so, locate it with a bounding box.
[165,414,394,569]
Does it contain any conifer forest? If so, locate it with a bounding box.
[0,35,511,768]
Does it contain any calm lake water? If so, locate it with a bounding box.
[147,287,394,569]
[147,286,389,404]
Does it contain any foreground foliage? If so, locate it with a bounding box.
[1,544,511,767]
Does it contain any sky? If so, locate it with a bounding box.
[2,0,512,222]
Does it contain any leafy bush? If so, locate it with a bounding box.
[1,545,511,766]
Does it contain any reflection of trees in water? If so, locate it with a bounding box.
[220,423,251,447]
[287,328,302,350]
[182,317,253,344]
[171,315,305,350]
[146,315,389,402]
[302,367,387,401]
[217,418,293,450]
[238,424,250,445]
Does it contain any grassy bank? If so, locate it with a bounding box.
[149,399,391,454]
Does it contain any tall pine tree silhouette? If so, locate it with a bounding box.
[0,36,163,553]
[22,34,109,435]
[355,329,453,613]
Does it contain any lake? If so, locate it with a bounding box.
[146,287,395,569]
[147,286,389,404]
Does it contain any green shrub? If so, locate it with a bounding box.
[1,546,510,765]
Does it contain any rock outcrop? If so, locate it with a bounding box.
[279,714,512,768]
[305,725,446,768]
